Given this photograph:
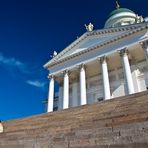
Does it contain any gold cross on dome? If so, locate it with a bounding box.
[116,0,120,9]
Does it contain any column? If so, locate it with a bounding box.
[63,70,69,109]
[80,64,87,105]
[120,49,135,94]
[71,81,78,107]
[47,75,54,112]
[100,56,111,100]
[140,40,148,63]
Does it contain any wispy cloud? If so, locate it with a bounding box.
[0,53,28,74]
[0,52,47,90]
[26,80,46,88]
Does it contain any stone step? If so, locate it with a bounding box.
[0,91,148,147]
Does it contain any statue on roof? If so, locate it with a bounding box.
[135,14,144,23]
[116,0,120,9]
[85,23,94,32]
[50,50,58,58]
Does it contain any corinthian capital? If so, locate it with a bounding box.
[63,70,69,76]
[79,63,86,69]
[99,56,108,64]
[119,48,128,57]
[48,75,54,80]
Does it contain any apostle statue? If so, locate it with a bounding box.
[50,50,58,58]
[135,15,144,23]
[85,23,94,32]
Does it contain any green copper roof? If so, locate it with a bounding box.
[108,8,135,18]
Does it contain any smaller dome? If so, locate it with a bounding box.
[104,8,137,28]
[108,8,135,18]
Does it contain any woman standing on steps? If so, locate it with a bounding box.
[0,120,3,133]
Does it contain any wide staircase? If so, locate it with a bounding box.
[0,91,148,148]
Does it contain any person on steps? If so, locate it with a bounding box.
[0,120,3,133]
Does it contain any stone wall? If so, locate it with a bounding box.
[0,91,148,147]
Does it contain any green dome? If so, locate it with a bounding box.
[108,8,135,18]
[104,7,137,28]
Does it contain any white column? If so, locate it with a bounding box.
[140,40,148,63]
[71,82,78,107]
[120,49,135,94]
[47,76,54,112]
[63,70,69,109]
[80,64,87,105]
[100,56,111,100]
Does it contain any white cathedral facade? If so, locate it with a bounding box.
[44,4,148,112]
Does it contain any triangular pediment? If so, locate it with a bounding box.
[64,31,125,57]
[55,30,126,61]
[44,23,147,68]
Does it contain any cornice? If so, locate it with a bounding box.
[44,23,148,69]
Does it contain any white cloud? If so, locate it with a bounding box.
[0,53,28,74]
[0,53,46,91]
[26,80,46,88]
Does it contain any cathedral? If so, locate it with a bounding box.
[44,2,148,112]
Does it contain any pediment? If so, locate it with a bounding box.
[56,31,126,60]
[44,23,148,69]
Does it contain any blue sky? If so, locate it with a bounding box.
[0,0,147,121]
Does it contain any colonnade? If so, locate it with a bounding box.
[47,42,148,112]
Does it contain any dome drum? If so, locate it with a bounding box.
[104,8,140,28]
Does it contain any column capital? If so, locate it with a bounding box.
[140,40,148,49]
[48,75,54,80]
[119,48,128,57]
[63,70,69,76]
[99,56,108,64]
[79,63,86,70]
